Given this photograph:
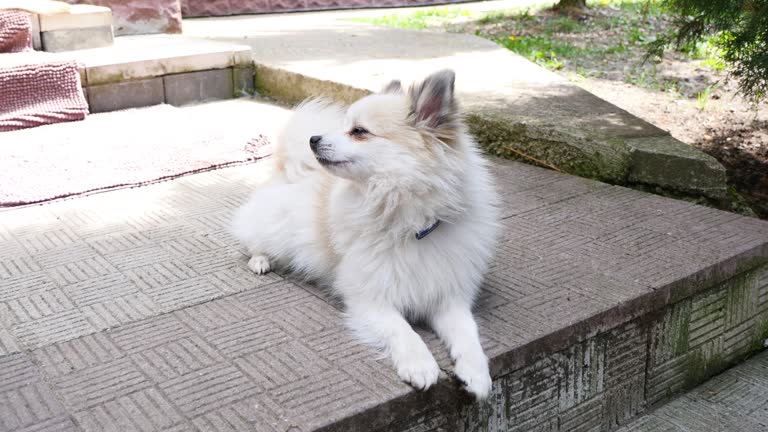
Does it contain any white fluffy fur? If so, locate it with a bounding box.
[231,70,499,399]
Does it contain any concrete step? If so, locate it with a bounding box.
[183,11,732,209]
[27,4,114,52]
[0,98,766,432]
[51,35,254,112]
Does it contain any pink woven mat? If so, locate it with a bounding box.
[0,54,89,131]
[0,11,32,53]
[1,11,88,132]
[0,104,273,207]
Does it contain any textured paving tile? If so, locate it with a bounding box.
[0,354,68,432]
[0,156,766,431]
[53,358,152,412]
[73,387,184,432]
[0,328,21,356]
[32,332,123,378]
[0,254,39,280]
[159,363,260,417]
[268,368,378,430]
[109,315,195,354]
[234,340,331,389]
[1,273,58,304]
[12,416,80,432]
[618,350,768,432]
[204,316,290,359]
[12,310,97,349]
[131,336,225,382]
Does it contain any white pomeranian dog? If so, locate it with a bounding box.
[231,70,499,399]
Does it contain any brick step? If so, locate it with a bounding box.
[51,35,254,112]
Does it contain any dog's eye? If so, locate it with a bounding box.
[350,127,369,136]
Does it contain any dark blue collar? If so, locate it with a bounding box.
[415,220,441,240]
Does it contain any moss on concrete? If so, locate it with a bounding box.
[465,112,631,183]
[684,347,725,391]
[233,66,255,97]
[629,184,758,218]
[254,65,370,106]
[626,135,727,201]
[250,60,742,216]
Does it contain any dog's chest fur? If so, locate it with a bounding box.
[318,168,497,317]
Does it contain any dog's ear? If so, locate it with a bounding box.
[408,69,458,131]
[381,80,403,94]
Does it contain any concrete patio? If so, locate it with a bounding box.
[1,98,767,430]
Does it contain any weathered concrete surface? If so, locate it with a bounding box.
[38,4,112,32]
[1,98,767,431]
[626,135,728,200]
[163,68,234,105]
[183,13,728,201]
[616,349,768,432]
[41,26,114,52]
[45,35,253,111]
[64,0,182,35]
[64,35,251,86]
[87,77,165,112]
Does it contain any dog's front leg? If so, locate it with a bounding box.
[431,301,492,399]
[346,301,440,391]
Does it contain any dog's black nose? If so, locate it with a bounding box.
[309,135,322,152]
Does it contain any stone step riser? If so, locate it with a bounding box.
[27,5,114,52]
[57,36,256,112]
[82,67,254,113]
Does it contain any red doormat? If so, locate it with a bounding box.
[0,104,272,207]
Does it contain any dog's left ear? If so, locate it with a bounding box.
[381,80,403,94]
[408,69,458,132]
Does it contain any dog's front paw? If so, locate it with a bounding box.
[454,355,492,400]
[247,255,271,274]
[395,345,440,391]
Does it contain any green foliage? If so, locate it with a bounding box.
[498,35,575,69]
[651,0,768,101]
[702,56,728,71]
[476,11,508,25]
[697,84,718,110]
[544,16,586,32]
[348,7,472,29]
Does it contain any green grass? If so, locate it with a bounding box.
[543,16,585,33]
[680,35,727,71]
[497,35,581,70]
[348,7,473,30]
[697,84,717,111]
[351,0,710,86]
[702,57,727,71]
[475,11,509,25]
[624,65,660,89]
[356,1,557,28]
[588,0,662,14]
[477,8,534,25]
[621,64,684,94]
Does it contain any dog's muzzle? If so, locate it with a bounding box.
[309,135,322,153]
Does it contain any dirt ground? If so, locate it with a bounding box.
[442,4,768,218]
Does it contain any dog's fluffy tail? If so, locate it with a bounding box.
[273,98,346,183]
